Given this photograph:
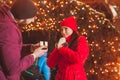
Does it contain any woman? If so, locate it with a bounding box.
[47,16,89,80]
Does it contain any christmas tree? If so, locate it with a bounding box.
[1,0,120,80]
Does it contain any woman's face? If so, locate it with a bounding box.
[61,26,73,38]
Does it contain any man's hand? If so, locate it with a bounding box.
[30,43,40,52]
[32,46,48,59]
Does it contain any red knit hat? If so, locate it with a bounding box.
[60,16,77,31]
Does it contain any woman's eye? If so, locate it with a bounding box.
[61,29,63,31]
[65,28,68,30]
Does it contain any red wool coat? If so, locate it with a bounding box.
[47,36,89,80]
[0,4,34,80]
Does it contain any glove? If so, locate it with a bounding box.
[57,37,66,49]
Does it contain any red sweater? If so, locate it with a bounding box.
[0,4,34,80]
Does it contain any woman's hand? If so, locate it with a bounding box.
[57,37,66,49]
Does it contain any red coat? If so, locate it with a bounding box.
[0,4,34,80]
[47,36,89,80]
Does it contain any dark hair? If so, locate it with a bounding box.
[11,0,37,19]
[68,31,79,50]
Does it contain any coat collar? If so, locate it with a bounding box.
[0,3,17,23]
[66,35,72,43]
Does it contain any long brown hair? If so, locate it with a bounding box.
[68,31,79,51]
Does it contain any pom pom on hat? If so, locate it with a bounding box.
[60,16,77,31]
[11,0,37,19]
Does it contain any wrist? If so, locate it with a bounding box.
[57,45,63,50]
[31,54,36,61]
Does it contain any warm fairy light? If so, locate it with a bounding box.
[9,0,13,4]
[115,37,119,41]
[34,2,37,6]
[90,68,95,74]
[94,60,97,64]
